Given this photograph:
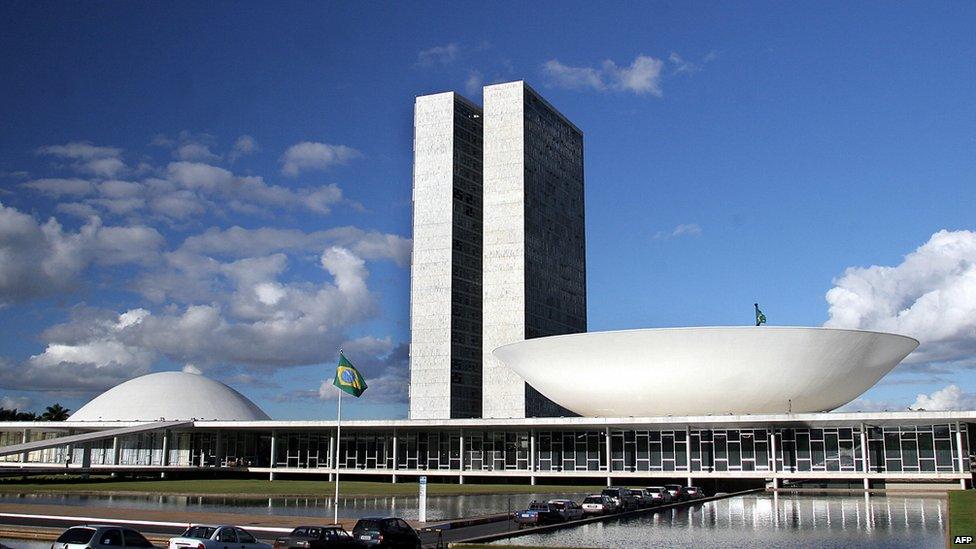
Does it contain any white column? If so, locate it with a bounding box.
[458,430,465,485]
[605,427,612,486]
[328,433,335,482]
[214,432,222,467]
[956,422,967,488]
[769,428,778,489]
[19,429,29,465]
[529,429,536,486]
[269,430,277,481]
[860,423,870,490]
[160,430,169,478]
[112,436,120,466]
[391,430,398,484]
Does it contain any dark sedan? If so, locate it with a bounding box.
[273,526,360,549]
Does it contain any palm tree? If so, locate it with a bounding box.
[40,404,70,421]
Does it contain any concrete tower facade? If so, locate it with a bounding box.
[481,81,586,418]
[408,91,484,419]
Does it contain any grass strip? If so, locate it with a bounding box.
[949,490,976,542]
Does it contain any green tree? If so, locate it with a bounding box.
[0,408,36,421]
[40,404,70,421]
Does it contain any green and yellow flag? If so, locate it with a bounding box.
[754,303,767,326]
[333,352,367,397]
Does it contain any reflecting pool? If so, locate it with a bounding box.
[0,491,583,522]
[495,492,947,548]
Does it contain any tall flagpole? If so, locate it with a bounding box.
[333,386,342,525]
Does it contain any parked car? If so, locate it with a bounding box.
[351,518,421,548]
[169,525,271,549]
[54,525,156,549]
[643,486,674,506]
[514,501,564,527]
[580,494,617,515]
[547,499,585,521]
[684,486,706,499]
[273,526,359,549]
[630,488,656,509]
[601,487,638,511]
[664,484,689,502]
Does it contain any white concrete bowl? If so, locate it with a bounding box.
[492,327,918,417]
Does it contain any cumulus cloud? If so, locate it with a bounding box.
[36,141,127,178]
[22,178,96,197]
[179,225,411,266]
[281,142,362,176]
[175,143,220,162]
[228,135,259,162]
[543,55,665,96]
[417,43,459,66]
[0,395,32,410]
[910,384,976,411]
[825,229,976,366]
[0,203,163,303]
[654,223,702,240]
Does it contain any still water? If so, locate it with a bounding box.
[0,491,581,522]
[497,492,947,548]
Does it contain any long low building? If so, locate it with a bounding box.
[1,411,972,490]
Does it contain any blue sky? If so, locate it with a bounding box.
[1,1,974,418]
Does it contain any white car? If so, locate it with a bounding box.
[53,525,156,549]
[168,525,271,549]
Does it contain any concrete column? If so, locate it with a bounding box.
[772,477,780,489]
[328,433,334,482]
[391,430,398,484]
[860,423,870,490]
[458,430,464,485]
[956,422,966,476]
[685,426,692,473]
[160,431,169,478]
[529,429,536,485]
[687,476,693,487]
[112,436,120,467]
[269,430,277,481]
[81,442,92,479]
[769,428,778,490]
[20,429,29,465]
[604,427,612,483]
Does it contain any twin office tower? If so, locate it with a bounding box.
[409,81,587,419]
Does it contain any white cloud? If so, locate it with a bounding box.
[37,142,121,160]
[0,203,164,303]
[0,395,31,410]
[182,364,202,375]
[465,72,483,96]
[654,223,702,240]
[175,143,221,162]
[668,52,700,75]
[228,135,259,162]
[543,55,665,97]
[281,142,362,176]
[910,384,976,411]
[417,43,459,66]
[36,142,127,178]
[22,178,95,197]
[825,229,976,365]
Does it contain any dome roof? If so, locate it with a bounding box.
[71,371,271,421]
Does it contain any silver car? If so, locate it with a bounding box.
[53,526,156,549]
[169,525,271,549]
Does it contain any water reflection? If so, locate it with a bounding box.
[498,493,946,548]
[0,491,584,522]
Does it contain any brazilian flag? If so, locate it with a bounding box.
[333,352,368,397]
[754,303,767,326]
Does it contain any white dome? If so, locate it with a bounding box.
[492,326,919,417]
[71,371,271,421]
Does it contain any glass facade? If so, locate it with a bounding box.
[449,96,484,419]
[4,423,968,478]
[521,86,587,418]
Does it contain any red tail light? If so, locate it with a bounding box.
[377,535,384,541]
[197,544,205,549]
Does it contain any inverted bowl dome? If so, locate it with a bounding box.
[71,371,270,421]
[492,327,918,417]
